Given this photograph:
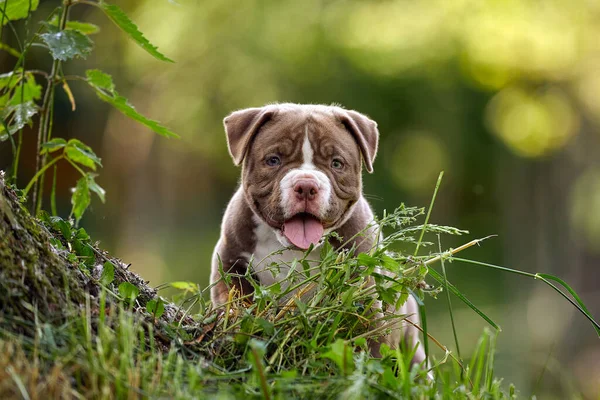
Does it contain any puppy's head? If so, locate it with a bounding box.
[224,103,379,250]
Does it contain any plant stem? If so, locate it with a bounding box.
[24,156,64,196]
[51,165,58,216]
[439,235,462,366]
[414,171,444,257]
[32,2,71,213]
[65,158,86,177]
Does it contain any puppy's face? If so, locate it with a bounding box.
[224,104,379,250]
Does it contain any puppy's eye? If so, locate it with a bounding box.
[331,159,344,170]
[266,155,281,167]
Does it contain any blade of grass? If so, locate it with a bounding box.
[50,164,57,216]
[536,273,600,336]
[249,344,271,400]
[438,235,462,363]
[485,330,497,391]
[453,258,600,336]
[414,171,444,256]
[470,331,488,393]
[427,268,500,331]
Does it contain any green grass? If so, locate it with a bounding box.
[1,173,598,399]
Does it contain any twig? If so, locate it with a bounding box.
[32,2,72,213]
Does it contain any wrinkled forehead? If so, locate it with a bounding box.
[252,107,360,155]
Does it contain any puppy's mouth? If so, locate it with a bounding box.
[282,212,324,250]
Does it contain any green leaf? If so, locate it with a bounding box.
[321,339,354,375]
[99,3,173,62]
[41,138,67,154]
[0,0,39,24]
[65,139,102,170]
[0,72,42,110]
[146,298,165,319]
[169,281,197,292]
[93,87,178,138]
[0,101,38,140]
[41,28,94,61]
[8,77,42,106]
[86,174,105,203]
[0,70,20,92]
[100,261,115,285]
[256,318,274,335]
[76,227,90,241]
[71,238,95,267]
[85,69,178,138]
[47,14,101,35]
[71,176,90,223]
[428,267,501,331]
[85,69,114,93]
[67,21,100,35]
[357,253,378,268]
[536,273,600,336]
[118,282,140,302]
[49,215,71,239]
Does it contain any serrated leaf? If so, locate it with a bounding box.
[86,174,106,203]
[0,70,21,91]
[100,261,115,285]
[85,69,114,93]
[7,101,37,130]
[71,176,90,222]
[92,87,178,138]
[85,69,177,138]
[41,138,67,154]
[1,102,38,141]
[8,75,42,106]
[118,282,140,302]
[65,139,102,170]
[0,0,39,25]
[0,72,41,112]
[0,69,35,91]
[41,29,94,61]
[99,3,173,62]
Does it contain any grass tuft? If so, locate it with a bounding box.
[1,172,597,398]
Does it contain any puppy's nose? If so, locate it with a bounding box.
[294,179,319,201]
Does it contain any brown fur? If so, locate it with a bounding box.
[210,103,428,372]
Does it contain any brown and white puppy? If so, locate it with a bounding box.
[210,103,427,368]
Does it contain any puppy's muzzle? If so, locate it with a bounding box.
[293,179,319,201]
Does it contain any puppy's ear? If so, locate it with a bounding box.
[336,109,379,173]
[224,106,276,165]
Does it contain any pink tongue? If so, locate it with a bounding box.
[283,214,324,250]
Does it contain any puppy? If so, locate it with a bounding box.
[210,103,427,369]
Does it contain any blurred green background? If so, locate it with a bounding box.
[2,0,600,397]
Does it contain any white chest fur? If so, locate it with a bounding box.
[250,216,320,295]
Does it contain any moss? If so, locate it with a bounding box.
[0,172,199,346]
